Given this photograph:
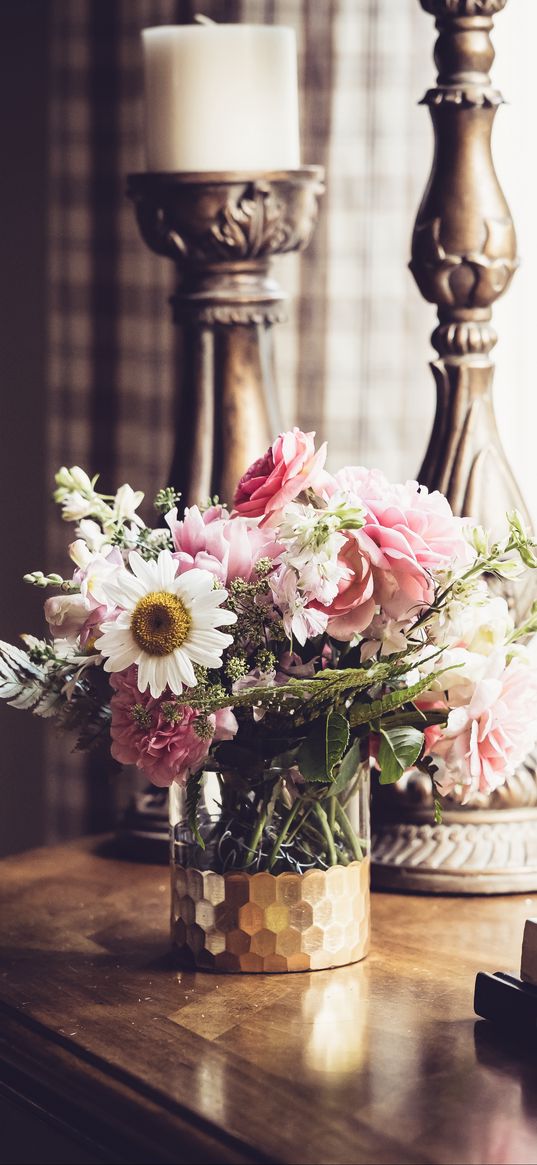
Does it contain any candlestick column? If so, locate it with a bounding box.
[372,0,537,895]
[127,169,324,507]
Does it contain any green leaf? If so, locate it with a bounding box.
[330,738,363,797]
[297,710,350,783]
[186,771,205,849]
[377,726,424,785]
[348,672,444,728]
[326,710,350,773]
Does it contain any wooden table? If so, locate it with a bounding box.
[1,839,537,1165]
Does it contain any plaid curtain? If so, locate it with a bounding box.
[45,0,434,840]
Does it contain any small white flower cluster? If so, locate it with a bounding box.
[275,494,366,636]
[54,467,144,533]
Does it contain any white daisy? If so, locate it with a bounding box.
[94,550,236,698]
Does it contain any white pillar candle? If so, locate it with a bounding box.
[142,24,300,172]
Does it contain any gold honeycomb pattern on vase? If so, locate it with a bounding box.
[170,858,370,972]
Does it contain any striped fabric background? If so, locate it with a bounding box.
[43,0,441,839]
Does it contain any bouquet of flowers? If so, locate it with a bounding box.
[2,428,537,875]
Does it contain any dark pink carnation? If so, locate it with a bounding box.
[233,428,331,524]
[109,667,237,787]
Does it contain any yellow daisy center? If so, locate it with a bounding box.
[130,590,191,656]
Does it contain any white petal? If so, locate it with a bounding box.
[185,643,224,668]
[174,570,215,603]
[128,551,158,589]
[188,629,232,650]
[174,649,197,688]
[189,588,229,611]
[190,607,237,629]
[212,608,237,626]
[156,549,178,590]
[148,667,163,698]
[102,644,137,672]
[95,628,131,653]
[166,654,185,696]
[103,647,138,673]
[102,574,145,608]
[136,655,153,694]
[153,656,169,696]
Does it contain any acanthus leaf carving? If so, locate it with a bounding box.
[421,0,507,17]
[206,182,290,260]
[411,216,519,308]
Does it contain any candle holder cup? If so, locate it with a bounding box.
[120,167,324,859]
[127,168,324,507]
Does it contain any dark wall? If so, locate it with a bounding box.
[0,1,49,855]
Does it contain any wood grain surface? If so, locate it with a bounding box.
[1,838,537,1164]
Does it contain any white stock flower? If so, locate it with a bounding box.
[277,501,351,605]
[110,484,145,529]
[420,645,493,707]
[271,565,329,646]
[54,466,114,524]
[430,583,513,657]
[359,615,413,662]
[69,541,122,608]
[75,519,111,553]
[60,491,96,522]
[95,550,236,698]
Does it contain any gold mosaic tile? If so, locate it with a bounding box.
[170,857,370,973]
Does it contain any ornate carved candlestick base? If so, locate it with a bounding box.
[371,0,537,894]
[118,168,324,859]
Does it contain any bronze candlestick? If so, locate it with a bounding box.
[127,169,324,506]
[120,168,324,858]
[372,0,537,894]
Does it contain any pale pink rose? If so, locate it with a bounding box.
[166,504,277,584]
[429,655,537,800]
[109,667,238,787]
[233,429,332,524]
[312,533,376,641]
[44,593,91,639]
[44,592,108,649]
[335,467,471,620]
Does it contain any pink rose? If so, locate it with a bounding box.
[233,428,331,524]
[166,504,277,585]
[44,593,91,639]
[109,667,238,787]
[336,467,471,621]
[312,534,376,641]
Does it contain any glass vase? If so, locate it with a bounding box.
[169,762,370,973]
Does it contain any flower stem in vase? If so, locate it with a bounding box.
[335,799,364,862]
[268,798,302,870]
[245,805,268,865]
[313,802,338,866]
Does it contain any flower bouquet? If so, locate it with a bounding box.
[2,428,537,972]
